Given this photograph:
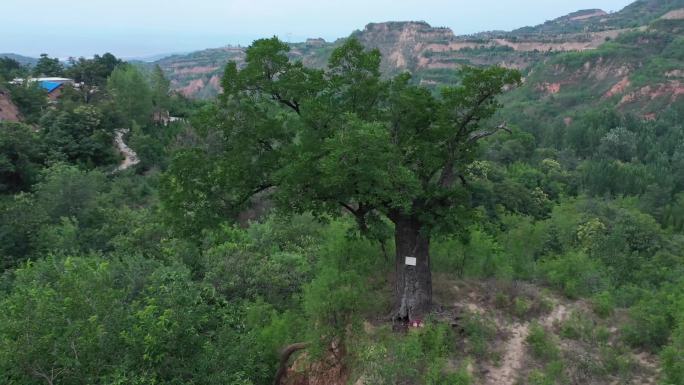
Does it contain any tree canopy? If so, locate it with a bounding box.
[165,37,520,235]
[163,37,521,318]
[32,54,64,77]
[107,64,153,126]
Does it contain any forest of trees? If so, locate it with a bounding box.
[0,36,683,385]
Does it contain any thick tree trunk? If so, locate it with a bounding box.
[393,214,432,321]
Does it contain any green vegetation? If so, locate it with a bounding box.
[162,37,521,319]
[0,57,27,81]
[356,322,473,385]
[527,323,560,361]
[32,53,64,77]
[0,2,683,383]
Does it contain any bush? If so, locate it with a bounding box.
[0,255,280,385]
[539,252,609,299]
[622,295,673,351]
[0,122,45,193]
[462,313,497,358]
[599,345,634,378]
[560,311,595,341]
[527,361,565,385]
[513,297,532,317]
[591,291,615,318]
[203,245,312,308]
[661,323,684,385]
[622,281,684,353]
[527,323,560,361]
[432,226,509,279]
[356,322,467,385]
[303,266,369,347]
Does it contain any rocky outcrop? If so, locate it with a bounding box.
[619,81,684,107]
[604,76,631,98]
[353,21,456,72]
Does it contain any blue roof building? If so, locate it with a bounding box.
[39,81,63,93]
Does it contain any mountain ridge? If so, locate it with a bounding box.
[154,0,683,99]
[0,53,39,67]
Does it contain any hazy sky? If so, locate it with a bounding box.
[3,0,635,59]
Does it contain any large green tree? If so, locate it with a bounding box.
[40,105,118,167]
[0,57,26,81]
[106,64,153,126]
[32,54,64,77]
[66,53,123,103]
[0,122,44,193]
[7,81,48,123]
[163,37,520,320]
[150,64,171,122]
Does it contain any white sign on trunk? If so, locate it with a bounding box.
[405,257,417,266]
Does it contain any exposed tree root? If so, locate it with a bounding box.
[273,342,309,385]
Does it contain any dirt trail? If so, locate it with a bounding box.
[483,303,569,385]
[485,322,529,385]
[542,304,569,329]
[428,278,660,384]
[114,129,140,171]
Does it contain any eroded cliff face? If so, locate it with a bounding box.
[158,19,640,98]
[0,89,21,122]
[155,47,246,98]
[524,23,684,117]
[353,21,456,73]
[347,21,632,76]
[154,1,684,119]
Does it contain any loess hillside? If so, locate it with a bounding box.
[154,0,684,103]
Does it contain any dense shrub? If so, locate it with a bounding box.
[527,323,560,361]
[539,252,609,299]
[0,255,289,385]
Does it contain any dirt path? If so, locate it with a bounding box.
[485,322,529,385]
[542,304,569,329]
[445,279,659,385]
[114,129,140,171]
[483,302,569,385]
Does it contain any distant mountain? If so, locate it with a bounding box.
[0,53,38,66]
[153,0,684,102]
[505,9,610,37]
[486,0,684,38]
[152,46,247,99]
[126,52,188,63]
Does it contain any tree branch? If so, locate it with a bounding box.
[436,122,508,188]
[339,202,374,234]
[339,201,358,216]
[433,90,499,188]
[455,89,495,140]
[273,92,301,115]
[467,122,510,144]
[234,183,274,209]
